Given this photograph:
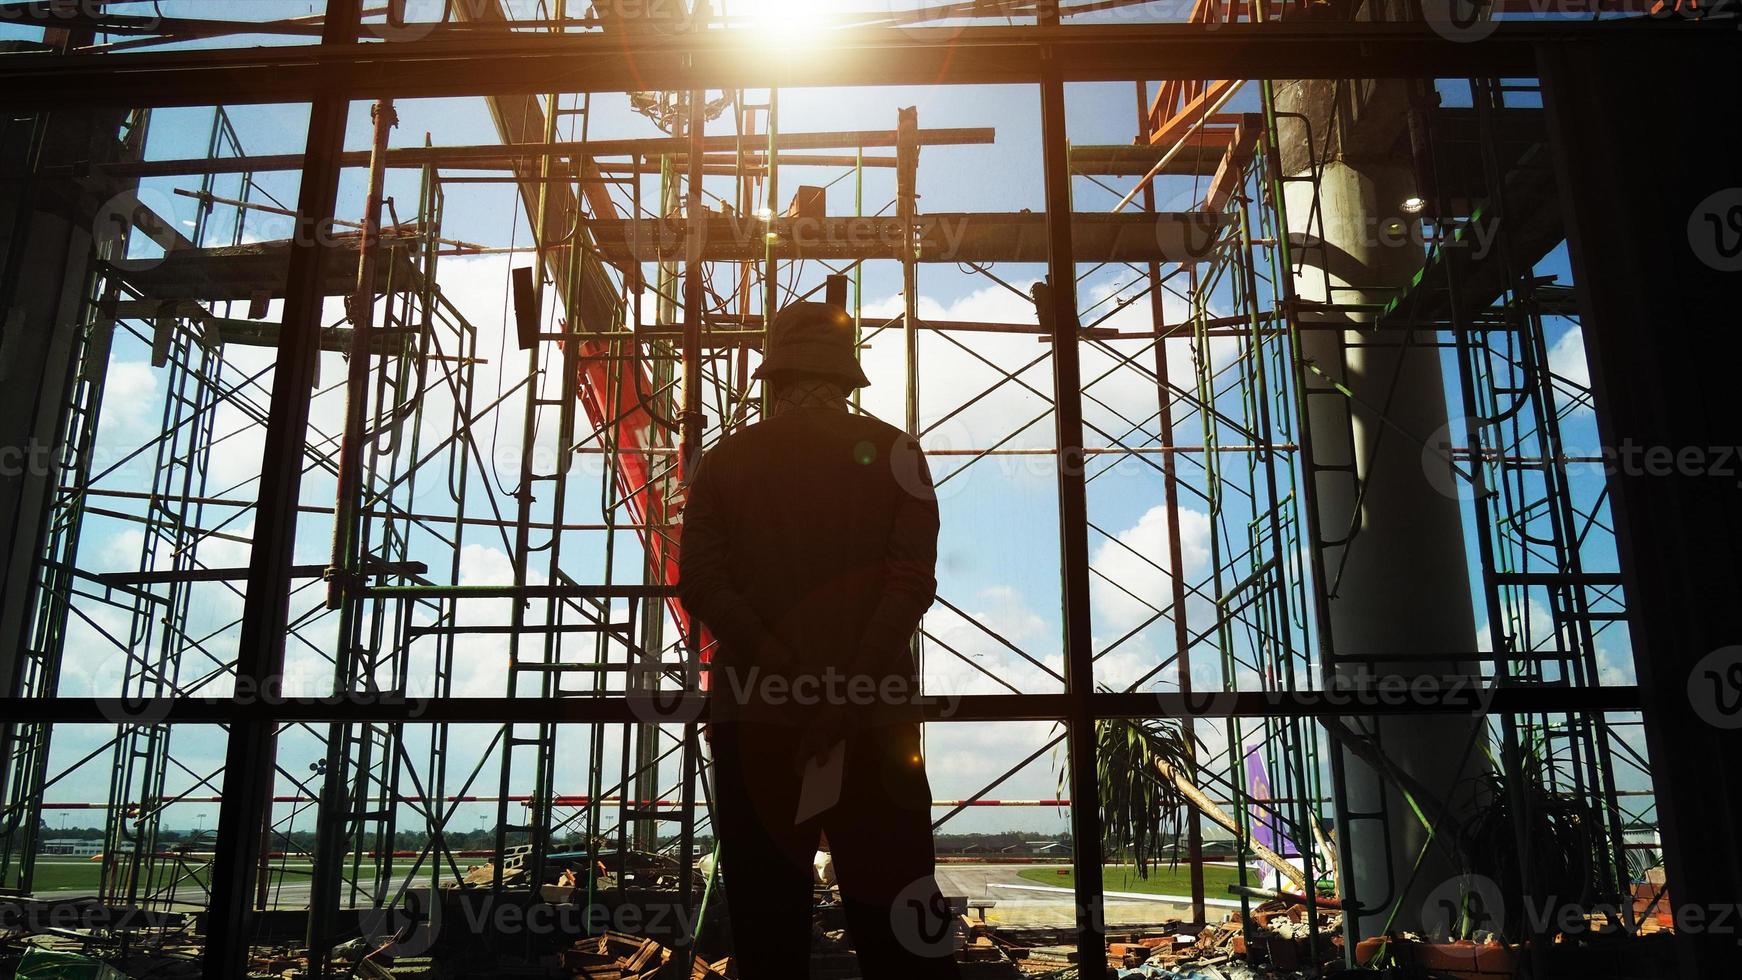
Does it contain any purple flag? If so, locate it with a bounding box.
[1243,742,1298,859]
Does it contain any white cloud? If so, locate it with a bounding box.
[923,584,1061,697]
[92,359,164,451]
[1089,503,1211,632]
[1548,325,1589,390]
[1547,325,1594,417]
[914,589,1086,830]
[93,528,145,573]
[407,543,557,700]
[104,359,159,411]
[1475,595,1637,687]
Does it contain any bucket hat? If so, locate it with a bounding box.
[752,301,871,389]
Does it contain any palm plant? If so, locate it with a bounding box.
[1077,717,1193,878]
[1455,736,1618,942]
[1060,716,1312,893]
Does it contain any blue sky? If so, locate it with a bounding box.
[17,4,1647,869]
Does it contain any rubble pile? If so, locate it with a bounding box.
[809,925,861,979]
[1021,944,1079,971]
[1,917,204,980]
[1235,901,1343,972]
[552,933,732,980]
[1083,900,1344,979]
[1008,927,1196,976]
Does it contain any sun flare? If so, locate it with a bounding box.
[723,0,836,42]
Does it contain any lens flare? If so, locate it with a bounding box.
[727,0,830,43]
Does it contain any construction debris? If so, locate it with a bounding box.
[13,948,129,980]
[551,933,732,980]
[984,900,1345,979]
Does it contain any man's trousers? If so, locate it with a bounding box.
[709,721,962,980]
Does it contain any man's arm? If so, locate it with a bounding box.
[678,453,782,663]
[854,435,941,672]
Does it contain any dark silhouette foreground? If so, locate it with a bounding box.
[680,301,960,979]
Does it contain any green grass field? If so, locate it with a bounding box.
[1016,863,1245,897]
[23,858,108,893]
[26,854,520,895]
[25,857,404,894]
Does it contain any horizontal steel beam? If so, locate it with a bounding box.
[93,561,426,586]
[84,127,994,178]
[0,21,1731,109]
[587,211,1229,263]
[0,686,1642,723]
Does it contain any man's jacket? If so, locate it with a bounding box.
[677,407,940,727]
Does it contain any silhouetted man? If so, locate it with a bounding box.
[679,301,961,979]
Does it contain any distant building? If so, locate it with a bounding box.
[998,840,1074,857]
[41,839,101,856]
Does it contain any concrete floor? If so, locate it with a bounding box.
[28,863,1212,929]
[934,864,1199,929]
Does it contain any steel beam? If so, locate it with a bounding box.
[83,127,994,178]
[0,22,1732,109]
[585,211,1228,264]
[1035,5,1106,973]
[198,3,362,977]
[0,686,1644,724]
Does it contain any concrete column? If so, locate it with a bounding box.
[1277,84,1487,937]
[0,112,111,694]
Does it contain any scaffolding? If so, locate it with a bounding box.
[0,2,1681,978]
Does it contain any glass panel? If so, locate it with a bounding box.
[0,102,310,925]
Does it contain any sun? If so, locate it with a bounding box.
[721,0,836,42]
